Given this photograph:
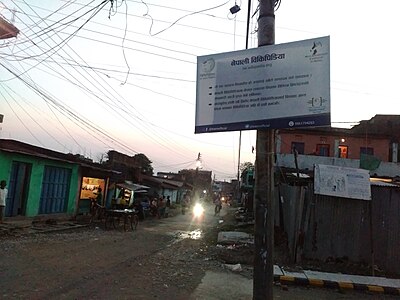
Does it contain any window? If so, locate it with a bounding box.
[360,147,374,156]
[291,142,305,154]
[80,177,105,200]
[320,137,328,143]
[338,145,348,158]
[316,144,330,156]
[389,144,400,162]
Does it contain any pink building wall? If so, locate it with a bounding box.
[277,131,391,162]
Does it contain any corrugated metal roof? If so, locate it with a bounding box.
[1,139,120,174]
[289,172,310,178]
[116,182,150,192]
[370,179,399,187]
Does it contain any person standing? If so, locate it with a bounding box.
[96,187,103,206]
[214,194,222,216]
[0,180,8,223]
[157,196,166,218]
[181,193,191,215]
[150,197,158,217]
[165,196,171,218]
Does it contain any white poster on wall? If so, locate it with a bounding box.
[314,164,371,201]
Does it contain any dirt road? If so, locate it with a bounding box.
[1,204,398,299]
[0,204,220,299]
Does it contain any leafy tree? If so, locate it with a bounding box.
[96,152,108,164]
[134,153,153,175]
[240,161,255,191]
[240,161,254,173]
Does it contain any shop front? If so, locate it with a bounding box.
[78,176,106,214]
[112,181,149,208]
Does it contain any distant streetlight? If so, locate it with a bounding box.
[196,152,202,169]
[196,160,202,169]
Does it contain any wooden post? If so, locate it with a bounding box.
[253,1,275,299]
[369,200,375,276]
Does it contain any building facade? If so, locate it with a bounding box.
[0,139,80,217]
[0,139,116,218]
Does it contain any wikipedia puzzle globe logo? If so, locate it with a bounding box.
[201,58,215,73]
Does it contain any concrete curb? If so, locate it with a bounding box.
[274,275,400,296]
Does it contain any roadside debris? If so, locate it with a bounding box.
[224,263,242,272]
[234,207,254,224]
[217,231,253,245]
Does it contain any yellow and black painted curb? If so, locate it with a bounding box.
[274,275,400,296]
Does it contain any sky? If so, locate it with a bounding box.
[0,0,399,181]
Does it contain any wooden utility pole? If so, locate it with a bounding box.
[253,0,275,299]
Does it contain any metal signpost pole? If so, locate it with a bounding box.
[253,0,275,299]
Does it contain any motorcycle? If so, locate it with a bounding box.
[214,203,221,215]
[192,202,205,221]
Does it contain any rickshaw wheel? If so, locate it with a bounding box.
[104,213,113,230]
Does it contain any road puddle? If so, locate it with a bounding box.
[172,229,203,241]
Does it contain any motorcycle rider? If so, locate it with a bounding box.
[214,194,222,216]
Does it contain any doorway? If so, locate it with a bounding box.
[338,145,348,158]
[316,144,330,157]
[6,161,32,217]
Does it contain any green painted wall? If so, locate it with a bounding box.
[0,151,79,217]
[0,153,12,184]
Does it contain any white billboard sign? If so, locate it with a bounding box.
[314,164,371,201]
[195,36,330,133]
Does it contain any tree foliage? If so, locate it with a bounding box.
[240,161,254,173]
[134,153,153,175]
[240,162,254,183]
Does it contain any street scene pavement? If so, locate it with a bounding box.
[1,203,399,299]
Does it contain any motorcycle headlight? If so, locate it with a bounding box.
[193,203,205,218]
